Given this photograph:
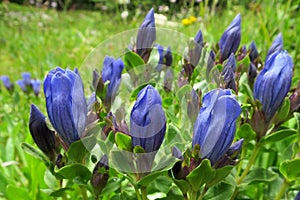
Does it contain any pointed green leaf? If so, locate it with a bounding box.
[274,98,290,123]
[21,142,49,166]
[236,123,256,142]
[186,159,214,191]
[243,168,278,185]
[115,132,132,151]
[261,129,297,144]
[6,185,31,200]
[123,49,145,71]
[67,136,96,163]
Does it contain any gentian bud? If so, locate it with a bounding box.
[219,14,241,63]
[101,56,124,110]
[44,67,87,147]
[206,50,216,80]
[254,51,293,122]
[189,30,204,68]
[154,44,164,71]
[249,41,259,62]
[91,155,109,198]
[130,85,166,153]
[248,62,257,87]
[92,69,100,90]
[30,79,41,96]
[0,75,14,91]
[29,104,56,161]
[16,79,28,92]
[226,139,244,159]
[187,89,200,122]
[266,33,283,60]
[295,191,300,200]
[164,68,173,92]
[136,8,156,62]
[222,53,237,92]
[164,46,173,67]
[192,89,241,165]
[289,81,300,113]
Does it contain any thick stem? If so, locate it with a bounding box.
[141,186,148,200]
[197,185,208,200]
[188,189,198,200]
[79,186,88,200]
[275,179,289,200]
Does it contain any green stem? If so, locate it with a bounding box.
[275,179,289,200]
[79,186,88,200]
[197,185,208,200]
[230,142,261,200]
[141,186,148,200]
[188,189,198,200]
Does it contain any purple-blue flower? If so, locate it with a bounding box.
[22,72,31,85]
[30,79,41,96]
[192,89,241,165]
[254,50,293,121]
[16,79,28,92]
[136,8,156,58]
[189,30,204,67]
[102,56,124,109]
[219,14,241,62]
[130,85,166,152]
[266,33,283,60]
[222,53,237,91]
[44,67,87,146]
[0,75,14,91]
[249,41,259,62]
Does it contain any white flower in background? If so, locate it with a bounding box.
[170,0,176,3]
[118,0,130,4]
[158,5,169,13]
[121,10,129,19]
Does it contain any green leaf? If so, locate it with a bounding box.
[203,182,235,200]
[101,177,123,196]
[294,112,300,135]
[67,135,96,163]
[115,132,132,151]
[236,123,256,142]
[50,187,73,197]
[6,185,31,200]
[261,129,298,144]
[176,84,192,101]
[21,142,49,166]
[243,168,278,185]
[274,98,290,122]
[279,158,300,181]
[123,49,145,71]
[173,179,190,195]
[206,165,234,187]
[186,159,214,191]
[138,171,167,187]
[55,164,91,183]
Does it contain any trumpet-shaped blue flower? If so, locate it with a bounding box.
[30,79,41,96]
[136,8,156,57]
[102,56,124,108]
[249,41,259,62]
[44,67,87,146]
[266,33,283,60]
[222,53,237,91]
[192,89,241,165]
[254,50,293,121]
[0,75,14,91]
[189,30,203,67]
[219,14,241,62]
[130,85,166,152]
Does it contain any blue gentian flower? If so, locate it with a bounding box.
[192,89,242,165]
[0,75,14,91]
[30,79,41,96]
[266,33,283,60]
[16,79,28,92]
[254,50,293,121]
[29,104,56,160]
[22,72,31,85]
[130,85,166,152]
[136,8,156,58]
[164,46,173,67]
[102,56,124,109]
[44,67,87,146]
[154,44,164,71]
[219,14,241,62]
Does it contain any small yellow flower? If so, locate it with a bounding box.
[189,16,197,23]
[182,18,192,25]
